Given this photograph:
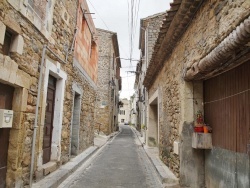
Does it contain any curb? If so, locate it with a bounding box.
[32,146,98,188]
[131,127,179,187]
[32,131,120,188]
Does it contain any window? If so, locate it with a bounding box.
[81,17,86,33]
[7,0,53,38]
[120,110,125,115]
[1,30,12,56]
[121,119,124,123]
[28,0,47,20]
[0,28,24,56]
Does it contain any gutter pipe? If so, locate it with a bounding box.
[29,45,47,187]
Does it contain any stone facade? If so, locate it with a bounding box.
[95,29,121,135]
[136,12,166,148]
[0,0,97,187]
[141,0,250,187]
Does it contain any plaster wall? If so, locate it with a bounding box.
[118,99,131,124]
[74,0,98,83]
[205,148,249,188]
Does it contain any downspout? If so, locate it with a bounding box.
[109,40,113,133]
[66,28,78,63]
[69,0,79,156]
[29,45,47,187]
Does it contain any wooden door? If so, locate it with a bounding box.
[204,62,250,153]
[204,61,250,186]
[43,76,56,164]
[0,83,14,188]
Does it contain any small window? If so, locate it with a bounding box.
[121,119,124,123]
[28,0,45,19]
[119,110,125,115]
[81,17,86,33]
[2,30,13,56]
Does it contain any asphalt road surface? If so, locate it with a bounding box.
[59,125,162,188]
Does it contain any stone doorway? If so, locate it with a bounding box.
[148,97,158,147]
[71,93,81,156]
[43,75,56,164]
[0,82,14,188]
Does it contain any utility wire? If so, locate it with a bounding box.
[87,0,110,30]
[87,0,129,59]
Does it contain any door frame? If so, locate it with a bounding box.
[42,75,56,164]
[37,59,67,167]
[0,83,14,187]
[69,83,83,156]
[147,89,159,147]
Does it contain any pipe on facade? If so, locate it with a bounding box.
[46,46,67,64]
[29,45,47,187]
[185,15,250,81]
[66,28,78,63]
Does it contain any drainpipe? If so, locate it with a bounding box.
[29,45,47,187]
[66,28,78,63]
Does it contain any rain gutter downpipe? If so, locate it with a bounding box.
[29,45,47,187]
[66,28,78,63]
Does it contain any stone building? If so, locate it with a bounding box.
[0,0,98,187]
[135,12,166,143]
[95,29,121,135]
[139,0,250,187]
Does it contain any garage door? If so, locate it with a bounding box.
[204,62,250,153]
[204,62,250,187]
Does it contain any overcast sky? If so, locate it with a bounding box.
[87,0,172,99]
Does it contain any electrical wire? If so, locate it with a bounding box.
[87,0,110,30]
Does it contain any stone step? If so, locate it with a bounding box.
[42,161,57,176]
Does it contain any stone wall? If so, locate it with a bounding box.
[95,29,114,135]
[147,0,250,182]
[145,13,166,68]
[0,0,97,187]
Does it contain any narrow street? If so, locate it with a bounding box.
[58,125,162,188]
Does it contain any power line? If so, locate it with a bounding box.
[121,75,136,78]
[87,0,110,30]
[121,66,137,68]
[87,1,130,59]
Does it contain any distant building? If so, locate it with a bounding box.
[118,99,131,124]
[95,29,122,134]
[130,95,137,127]
[135,12,165,136]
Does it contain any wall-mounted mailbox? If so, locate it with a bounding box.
[0,109,14,128]
[192,132,212,149]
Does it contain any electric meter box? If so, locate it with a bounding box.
[0,109,14,128]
